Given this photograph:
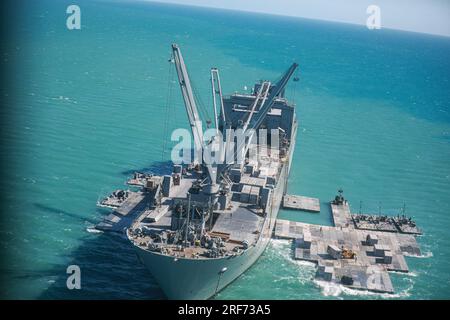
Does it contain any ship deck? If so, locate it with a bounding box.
[211,204,264,245]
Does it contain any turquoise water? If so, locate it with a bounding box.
[1,0,450,299]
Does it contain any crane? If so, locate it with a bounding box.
[171,43,298,191]
[171,44,218,189]
[220,62,298,175]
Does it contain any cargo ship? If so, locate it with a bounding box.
[105,44,299,299]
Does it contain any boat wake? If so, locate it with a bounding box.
[414,251,433,258]
[314,277,414,299]
[86,226,103,234]
[269,239,317,286]
[270,239,316,267]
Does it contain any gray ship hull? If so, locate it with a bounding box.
[134,226,272,299]
[134,122,298,300]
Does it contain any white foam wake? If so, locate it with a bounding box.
[86,226,103,234]
[314,276,414,299]
[414,251,433,258]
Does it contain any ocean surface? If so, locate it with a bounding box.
[1,0,449,299]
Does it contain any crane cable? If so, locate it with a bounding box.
[190,79,212,127]
[162,56,175,161]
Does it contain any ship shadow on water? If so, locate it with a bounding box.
[37,162,177,300]
[38,231,166,299]
[34,203,97,225]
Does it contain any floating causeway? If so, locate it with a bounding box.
[95,191,150,233]
[275,193,422,294]
[283,194,320,212]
